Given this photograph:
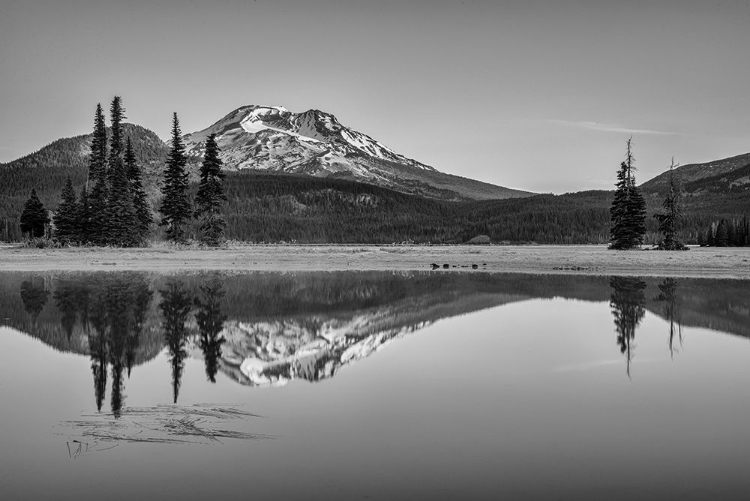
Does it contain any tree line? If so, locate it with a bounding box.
[697,217,750,247]
[17,97,227,247]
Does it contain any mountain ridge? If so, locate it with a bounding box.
[182,104,531,201]
[641,152,750,194]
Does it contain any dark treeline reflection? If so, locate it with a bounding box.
[49,274,153,416]
[21,273,227,414]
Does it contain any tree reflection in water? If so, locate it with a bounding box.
[47,274,153,416]
[159,281,192,404]
[20,277,49,322]
[194,277,227,384]
[654,278,683,358]
[609,276,647,378]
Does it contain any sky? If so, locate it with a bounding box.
[1,0,749,194]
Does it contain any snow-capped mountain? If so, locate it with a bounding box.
[184,105,432,174]
[183,105,530,200]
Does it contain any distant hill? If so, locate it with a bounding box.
[0,124,168,240]
[641,152,750,194]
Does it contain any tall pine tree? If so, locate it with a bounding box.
[105,97,139,246]
[609,138,646,250]
[87,104,109,245]
[125,137,153,241]
[194,134,227,246]
[53,177,79,244]
[159,113,192,243]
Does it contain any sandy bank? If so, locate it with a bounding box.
[1,244,749,279]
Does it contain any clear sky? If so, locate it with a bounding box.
[1,0,749,193]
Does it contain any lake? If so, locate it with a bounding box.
[1,270,750,500]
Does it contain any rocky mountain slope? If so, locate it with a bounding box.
[183,105,531,201]
[641,152,750,194]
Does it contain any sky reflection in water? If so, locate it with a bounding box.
[1,271,750,500]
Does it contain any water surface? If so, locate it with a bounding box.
[1,271,750,500]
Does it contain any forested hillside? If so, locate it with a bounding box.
[0,124,167,240]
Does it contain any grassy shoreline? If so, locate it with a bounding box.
[1,244,749,279]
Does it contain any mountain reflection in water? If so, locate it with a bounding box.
[2,271,750,415]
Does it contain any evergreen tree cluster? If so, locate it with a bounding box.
[12,98,227,247]
[698,217,750,247]
[52,97,153,246]
[158,116,227,246]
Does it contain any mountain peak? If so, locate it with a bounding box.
[183,103,435,176]
[183,104,530,200]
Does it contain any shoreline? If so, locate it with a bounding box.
[1,244,749,279]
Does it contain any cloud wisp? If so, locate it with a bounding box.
[546,119,679,136]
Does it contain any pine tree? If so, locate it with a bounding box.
[104,97,139,246]
[125,137,153,240]
[20,188,50,238]
[87,104,108,244]
[609,138,646,250]
[53,177,79,244]
[653,158,687,250]
[194,134,227,246]
[103,96,139,246]
[159,113,192,243]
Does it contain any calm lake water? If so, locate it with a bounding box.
[1,270,750,500]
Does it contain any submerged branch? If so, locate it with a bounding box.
[61,403,275,453]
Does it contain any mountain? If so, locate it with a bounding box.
[641,152,750,194]
[183,105,530,201]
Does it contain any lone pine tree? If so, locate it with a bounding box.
[609,138,646,250]
[20,188,50,238]
[194,133,227,246]
[653,158,687,250]
[159,113,192,242]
